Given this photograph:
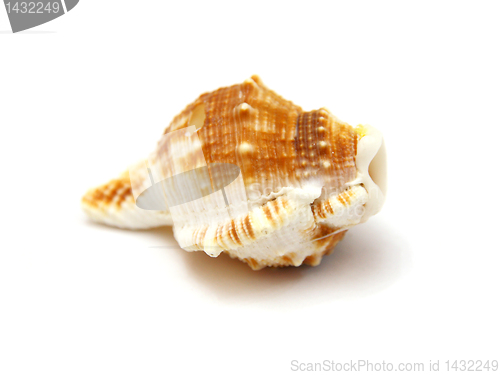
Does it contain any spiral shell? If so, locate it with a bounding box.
[82,76,386,270]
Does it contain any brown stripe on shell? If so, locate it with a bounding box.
[270,199,284,225]
[190,225,209,250]
[243,215,255,240]
[214,225,223,248]
[337,189,353,206]
[311,198,335,221]
[82,177,133,210]
[262,205,273,222]
[261,197,288,229]
[229,219,243,247]
[337,193,347,206]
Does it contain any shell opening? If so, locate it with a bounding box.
[354,125,387,222]
[368,138,387,196]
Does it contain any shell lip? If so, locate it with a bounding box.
[348,124,387,222]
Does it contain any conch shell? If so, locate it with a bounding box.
[82,76,387,270]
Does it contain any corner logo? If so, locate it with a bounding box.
[3,0,79,33]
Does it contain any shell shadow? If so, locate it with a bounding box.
[84,216,411,308]
[175,218,411,308]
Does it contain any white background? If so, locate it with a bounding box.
[1,1,499,374]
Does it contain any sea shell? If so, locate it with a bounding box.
[82,76,387,270]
